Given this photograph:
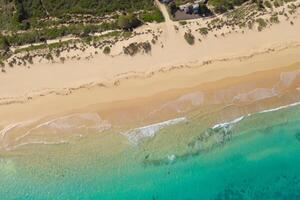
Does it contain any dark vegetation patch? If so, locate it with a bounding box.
[103,46,111,54]
[208,0,250,13]
[0,0,163,31]
[117,14,142,30]
[184,32,195,45]
[123,42,152,56]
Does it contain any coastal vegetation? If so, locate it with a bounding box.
[0,0,299,71]
[0,35,10,52]
[208,0,250,13]
[0,0,164,34]
[140,8,165,23]
[103,46,111,54]
[117,14,142,30]
[256,18,268,31]
[184,32,195,45]
[198,27,209,36]
[123,42,152,56]
[0,0,159,29]
[270,14,280,23]
[179,21,188,25]
[0,0,166,67]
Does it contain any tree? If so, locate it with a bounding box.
[117,14,142,30]
[0,35,10,52]
[198,3,213,17]
[168,2,177,17]
[13,0,28,23]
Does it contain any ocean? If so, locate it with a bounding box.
[1,99,300,200]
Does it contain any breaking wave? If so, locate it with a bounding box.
[212,100,300,131]
[121,117,187,145]
[212,116,246,130]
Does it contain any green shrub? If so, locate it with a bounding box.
[184,32,195,45]
[122,31,133,38]
[103,46,111,55]
[256,18,268,31]
[6,21,118,47]
[198,27,209,36]
[198,3,213,16]
[270,15,279,24]
[0,35,10,52]
[264,1,273,9]
[123,42,151,56]
[179,21,187,26]
[273,0,281,7]
[16,0,156,17]
[117,14,142,30]
[0,60,5,67]
[139,8,164,23]
[123,43,139,56]
[253,0,265,10]
[208,0,248,13]
[1,0,156,31]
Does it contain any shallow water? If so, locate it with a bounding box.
[1,99,300,200]
[2,66,300,199]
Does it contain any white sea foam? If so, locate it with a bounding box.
[0,120,36,140]
[258,101,300,114]
[211,101,300,130]
[15,112,111,142]
[167,154,176,162]
[212,116,246,130]
[122,117,187,145]
[6,140,68,151]
[0,113,111,151]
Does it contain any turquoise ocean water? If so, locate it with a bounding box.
[1,101,300,200]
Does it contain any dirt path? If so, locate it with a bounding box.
[154,0,172,24]
[154,0,180,43]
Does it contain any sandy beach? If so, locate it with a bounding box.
[1,51,300,151]
[1,1,300,151]
[0,20,299,112]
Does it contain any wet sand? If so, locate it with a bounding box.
[1,51,300,152]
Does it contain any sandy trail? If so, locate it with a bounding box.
[154,0,183,43]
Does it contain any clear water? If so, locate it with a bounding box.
[1,103,300,200]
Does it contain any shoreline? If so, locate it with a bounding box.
[1,64,300,152]
[0,41,300,106]
[1,57,300,151]
[0,43,300,124]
